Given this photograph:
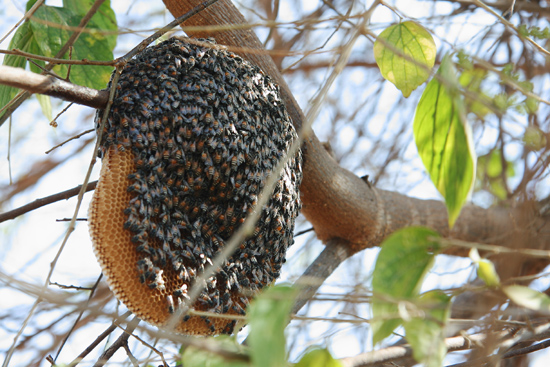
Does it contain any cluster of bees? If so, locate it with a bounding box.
[96,37,302,333]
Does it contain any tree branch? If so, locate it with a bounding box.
[0,65,109,109]
[339,323,550,367]
[1,0,549,308]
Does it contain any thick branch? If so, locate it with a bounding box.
[161,0,550,258]
[0,65,108,109]
[1,1,549,259]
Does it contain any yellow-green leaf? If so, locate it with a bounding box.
[0,22,33,119]
[523,126,547,151]
[28,1,117,90]
[296,348,343,367]
[413,55,476,228]
[459,68,492,119]
[179,335,248,367]
[372,227,441,344]
[36,94,52,122]
[469,249,500,287]
[374,21,436,97]
[475,150,515,200]
[404,291,451,367]
[503,285,550,313]
[248,285,296,367]
[477,259,500,287]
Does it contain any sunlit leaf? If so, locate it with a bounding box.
[413,55,476,227]
[248,284,296,367]
[459,68,492,119]
[372,227,441,344]
[179,335,249,367]
[28,1,117,90]
[35,94,52,122]
[404,291,451,367]
[27,32,53,121]
[295,348,343,367]
[374,21,436,97]
[1,1,116,119]
[0,22,33,119]
[476,150,515,200]
[503,285,550,313]
[469,249,500,287]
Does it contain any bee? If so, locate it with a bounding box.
[166,295,175,314]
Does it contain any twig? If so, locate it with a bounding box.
[53,275,103,363]
[295,227,314,237]
[50,282,94,290]
[0,0,44,45]
[123,342,140,367]
[0,181,97,223]
[46,128,95,154]
[0,48,116,66]
[48,102,74,129]
[122,328,170,367]
[67,311,133,367]
[117,0,221,64]
[502,338,550,359]
[92,316,141,367]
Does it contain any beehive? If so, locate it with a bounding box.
[88,37,302,335]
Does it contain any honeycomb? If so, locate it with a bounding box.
[89,147,240,334]
[88,37,302,335]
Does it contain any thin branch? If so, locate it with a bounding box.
[0,49,115,66]
[45,128,94,154]
[53,275,103,363]
[0,181,97,223]
[339,329,511,367]
[92,316,141,367]
[501,338,550,360]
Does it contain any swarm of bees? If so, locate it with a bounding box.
[88,37,302,334]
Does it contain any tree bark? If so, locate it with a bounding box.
[161,0,550,261]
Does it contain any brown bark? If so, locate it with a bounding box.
[162,0,550,259]
[0,65,109,109]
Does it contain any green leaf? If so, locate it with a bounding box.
[0,22,34,119]
[27,31,53,121]
[180,335,249,367]
[29,1,117,90]
[523,97,539,115]
[372,227,441,344]
[477,259,500,287]
[248,285,296,367]
[404,291,451,367]
[413,55,476,228]
[295,348,343,367]
[470,249,500,287]
[503,285,550,313]
[36,94,52,122]
[475,150,515,200]
[459,68,492,119]
[374,21,436,97]
[523,126,546,151]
